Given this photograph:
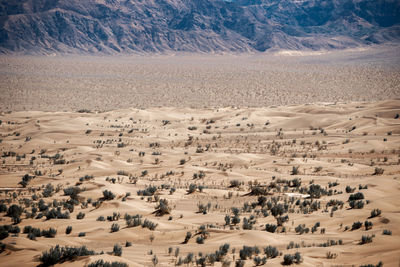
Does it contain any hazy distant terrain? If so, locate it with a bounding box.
[0,47,399,111]
[0,0,399,54]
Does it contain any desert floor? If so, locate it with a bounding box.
[0,99,399,266]
[0,46,400,112]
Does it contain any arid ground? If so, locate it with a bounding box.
[0,47,399,112]
[0,48,400,267]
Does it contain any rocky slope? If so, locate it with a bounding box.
[0,0,399,54]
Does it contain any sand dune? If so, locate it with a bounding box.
[0,100,399,266]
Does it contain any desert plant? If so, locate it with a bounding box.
[111,223,120,233]
[88,260,128,267]
[349,200,364,209]
[352,221,362,230]
[6,204,23,224]
[360,235,374,244]
[42,228,57,238]
[142,219,158,230]
[42,183,55,198]
[265,224,277,233]
[196,236,204,244]
[187,184,197,194]
[364,220,373,230]
[239,246,259,260]
[291,166,299,175]
[76,212,85,220]
[113,244,122,256]
[103,190,116,200]
[373,167,384,175]
[370,209,381,218]
[183,231,192,244]
[382,229,392,235]
[155,199,171,216]
[253,256,267,266]
[65,226,72,235]
[264,246,279,258]
[39,245,95,266]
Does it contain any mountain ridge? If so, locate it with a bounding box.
[1,0,399,54]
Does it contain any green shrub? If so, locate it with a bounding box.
[111,223,120,233]
[65,226,72,235]
[113,244,122,256]
[87,259,128,267]
[39,245,95,266]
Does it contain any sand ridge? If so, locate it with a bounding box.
[0,100,399,266]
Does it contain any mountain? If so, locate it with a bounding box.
[0,0,399,54]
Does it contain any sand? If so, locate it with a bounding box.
[0,99,399,266]
[0,46,400,112]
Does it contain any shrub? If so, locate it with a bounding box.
[142,219,158,230]
[42,183,55,198]
[229,180,240,188]
[19,174,34,188]
[360,235,374,244]
[45,208,70,220]
[187,184,197,194]
[370,209,381,218]
[125,241,132,247]
[183,231,192,244]
[295,224,309,234]
[103,190,116,200]
[235,260,245,267]
[111,223,120,233]
[155,199,171,216]
[152,255,158,266]
[373,167,384,175]
[97,216,106,221]
[253,256,267,266]
[352,221,362,230]
[364,220,373,230]
[63,186,81,200]
[291,166,299,175]
[271,203,286,217]
[239,246,259,260]
[42,228,57,238]
[196,236,204,244]
[6,204,23,224]
[126,217,142,228]
[242,216,256,230]
[231,215,240,225]
[349,200,364,209]
[137,186,157,196]
[39,245,95,266]
[265,224,277,233]
[348,192,364,202]
[65,226,72,235]
[113,244,122,256]
[249,186,268,196]
[0,203,7,212]
[308,184,325,198]
[283,252,302,265]
[76,212,85,220]
[382,229,392,235]
[78,232,86,237]
[88,260,128,267]
[345,186,355,193]
[359,262,383,267]
[264,246,279,258]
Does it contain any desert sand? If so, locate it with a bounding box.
[0,47,400,112]
[0,99,399,266]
